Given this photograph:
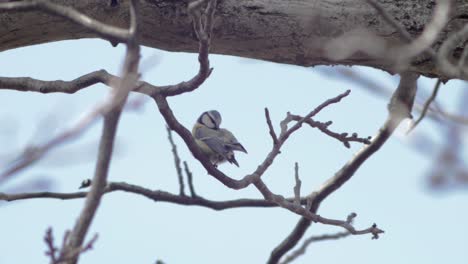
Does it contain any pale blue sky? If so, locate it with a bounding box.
[1,39,467,264]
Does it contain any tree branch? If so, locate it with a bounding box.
[0,181,312,211]
[253,178,383,239]
[0,69,156,95]
[265,108,279,146]
[288,115,371,148]
[279,232,350,264]
[267,72,420,264]
[293,162,301,206]
[57,1,141,262]
[0,0,131,43]
[184,161,197,197]
[0,0,465,78]
[167,126,185,196]
[157,0,216,97]
[408,79,442,132]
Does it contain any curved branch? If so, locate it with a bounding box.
[0,70,156,95]
[0,0,130,43]
[154,90,353,190]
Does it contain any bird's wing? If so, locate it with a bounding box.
[219,129,248,153]
[199,136,229,157]
[199,136,239,166]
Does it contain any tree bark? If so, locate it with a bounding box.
[1,0,467,79]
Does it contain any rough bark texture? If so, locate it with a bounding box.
[1,0,467,78]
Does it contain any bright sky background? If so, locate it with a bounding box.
[1,39,467,264]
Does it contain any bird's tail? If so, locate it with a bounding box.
[226,153,239,167]
[229,143,247,153]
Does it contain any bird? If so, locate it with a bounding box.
[192,110,247,167]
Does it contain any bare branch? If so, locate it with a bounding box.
[59,1,141,262]
[155,89,353,192]
[268,72,419,264]
[0,181,312,211]
[0,0,131,43]
[61,108,124,262]
[293,162,301,206]
[167,126,185,196]
[279,90,351,141]
[408,79,442,133]
[0,70,112,94]
[43,227,98,264]
[253,179,383,237]
[44,228,58,264]
[279,232,350,264]
[279,112,294,137]
[289,115,371,148]
[265,108,279,145]
[0,96,143,185]
[0,70,156,96]
[184,161,197,197]
[158,0,217,96]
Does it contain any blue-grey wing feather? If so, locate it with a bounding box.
[200,136,230,158]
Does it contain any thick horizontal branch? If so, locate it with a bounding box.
[0,181,311,211]
[0,69,156,95]
[1,0,467,79]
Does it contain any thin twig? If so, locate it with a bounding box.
[0,96,144,185]
[288,115,371,148]
[265,108,279,145]
[293,162,301,206]
[253,179,383,238]
[408,79,442,133]
[184,161,197,197]
[43,227,98,264]
[44,227,58,264]
[167,126,185,196]
[280,232,350,264]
